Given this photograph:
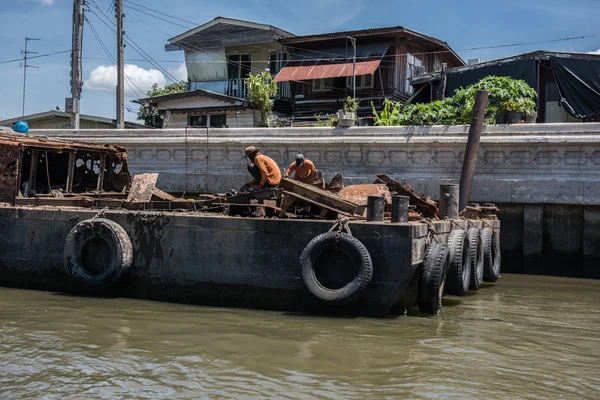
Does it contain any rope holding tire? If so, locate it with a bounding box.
[418,241,450,315]
[64,217,133,292]
[299,219,373,306]
[481,227,501,282]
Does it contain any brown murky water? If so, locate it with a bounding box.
[1,274,599,399]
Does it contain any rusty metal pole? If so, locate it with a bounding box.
[459,90,488,211]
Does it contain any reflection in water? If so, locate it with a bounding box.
[1,274,599,399]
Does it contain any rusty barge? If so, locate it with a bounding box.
[0,132,501,317]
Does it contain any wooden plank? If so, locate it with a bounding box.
[282,191,355,217]
[376,174,439,217]
[96,153,106,191]
[279,178,360,215]
[28,149,38,191]
[65,152,76,193]
[127,173,159,202]
[152,188,178,201]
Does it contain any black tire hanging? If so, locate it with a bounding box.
[418,242,450,314]
[482,227,501,282]
[299,231,373,306]
[446,229,472,296]
[467,227,484,290]
[64,218,133,292]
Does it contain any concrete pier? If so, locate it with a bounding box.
[35,123,600,279]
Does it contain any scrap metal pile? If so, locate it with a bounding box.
[175,174,443,221]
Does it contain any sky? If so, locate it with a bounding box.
[0,0,599,122]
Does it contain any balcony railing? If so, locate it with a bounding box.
[225,78,291,100]
[226,78,249,98]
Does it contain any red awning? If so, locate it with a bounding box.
[274,60,381,82]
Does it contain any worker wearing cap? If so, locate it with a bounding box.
[284,154,316,183]
[240,146,281,192]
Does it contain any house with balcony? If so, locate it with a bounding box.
[138,17,294,128]
[137,18,466,126]
[274,26,465,122]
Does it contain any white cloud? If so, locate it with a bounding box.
[36,0,55,5]
[169,63,188,81]
[84,64,166,98]
[588,49,600,55]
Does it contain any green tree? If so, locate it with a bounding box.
[247,71,277,125]
[137,80,186,127]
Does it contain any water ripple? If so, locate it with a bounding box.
[1,274,599,399]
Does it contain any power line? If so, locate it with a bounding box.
[123,0,197,27]
[86,17,146,98]
[0,50,70,65]
[86,6,179,83]
[123,2,193,30]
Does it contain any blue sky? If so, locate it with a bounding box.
[1,0,599,122]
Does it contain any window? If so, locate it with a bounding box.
[227,54,252,80]
[209,114,227,128]
[269,52,288,75]
[188,114,227,128]
[188,115,207,127]
[346,74,374,89]
[312,78,332,92]
[405,53,424,94]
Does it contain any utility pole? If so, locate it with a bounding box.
[115,0,125,129]
[21,37,41,116]
[348,37,357,99]
[70,0,85,129]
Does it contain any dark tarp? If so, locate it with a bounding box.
[550,57,600,119]
[443,58,537,96]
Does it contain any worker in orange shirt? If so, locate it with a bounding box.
[284,154,316,183]
[239,146,281,192]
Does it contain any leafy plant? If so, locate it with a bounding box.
[247,71,278,125]
[137,80,187,127]
[371,99,402,126]
[315,113,338,127]
[343,96,360,114]
[371,75,538,126]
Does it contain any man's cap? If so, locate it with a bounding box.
[295,153,305,166]
[244,146,259,157]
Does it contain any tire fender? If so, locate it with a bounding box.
[299,231,373,306]
[446,229,472,296]
[418,242,450,315]
[467,227,484,290]
[482,227,501,282]
[64,218,133,292]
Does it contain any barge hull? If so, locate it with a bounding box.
[0,206,417,317]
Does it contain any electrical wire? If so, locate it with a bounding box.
[86,17,146,98]
[123,0,198,27]
[0,50,70,65]
[123,2,193,30]
[86,6,180,83]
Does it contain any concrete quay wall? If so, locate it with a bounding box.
[35,123,600,279]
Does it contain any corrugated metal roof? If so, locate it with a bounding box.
[274,60,381,82]
[0,132,125,154]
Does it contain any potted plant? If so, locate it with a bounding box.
[504,100,524,124]
[337,97,360,127]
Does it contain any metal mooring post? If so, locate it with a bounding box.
[366,196,385,222]
[391,195,409,223]
[459,90,489,211]
[439,184,459,219]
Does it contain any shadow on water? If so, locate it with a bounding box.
[441,297,464,307]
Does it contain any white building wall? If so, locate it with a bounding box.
[166,109,256,128]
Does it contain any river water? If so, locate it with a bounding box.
[1,274,598,399]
